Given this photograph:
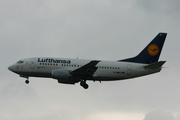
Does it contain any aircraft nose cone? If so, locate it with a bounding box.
[8,65,14,72]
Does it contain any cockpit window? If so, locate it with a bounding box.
[16,60,24,64]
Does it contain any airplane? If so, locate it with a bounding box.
[8,33,167,89]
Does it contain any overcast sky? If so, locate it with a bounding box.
[1,0,180,120]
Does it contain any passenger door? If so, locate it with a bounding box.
[126,64,132,75]
[30,58,36,69]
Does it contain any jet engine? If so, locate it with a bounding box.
[52,69,72,79]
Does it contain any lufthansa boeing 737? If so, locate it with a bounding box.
[8,33,167,89]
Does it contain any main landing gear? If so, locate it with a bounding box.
[80,80,89,89]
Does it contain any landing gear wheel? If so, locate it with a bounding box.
[83,84,89,89]
[80,80,89,89]
[25,80,29,84]
[80,81,84,86]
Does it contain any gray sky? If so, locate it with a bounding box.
[1,0,180,120]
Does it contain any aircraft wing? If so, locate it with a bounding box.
[70,60,100,77]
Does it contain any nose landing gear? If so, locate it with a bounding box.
[20,75,29,84]
[25,79,29,84]
[80,80,89,89]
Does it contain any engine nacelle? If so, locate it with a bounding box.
[51,69,72,79]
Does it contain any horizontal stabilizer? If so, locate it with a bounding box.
[144,61,166,69]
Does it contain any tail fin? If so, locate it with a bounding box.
[118,33,167,64]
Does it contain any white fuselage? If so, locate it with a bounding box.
[8,57,161,81]
[7,33,167,89]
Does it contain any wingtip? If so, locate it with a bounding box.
[159,33,167,35]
